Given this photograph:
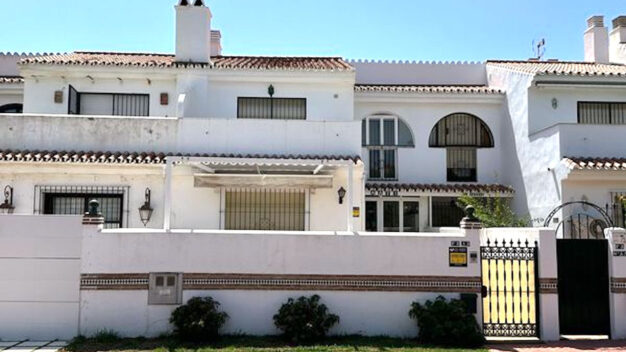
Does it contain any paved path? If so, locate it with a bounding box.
[489,340,626,351]
[0,341,66,352]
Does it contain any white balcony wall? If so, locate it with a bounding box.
[0,114,360,157]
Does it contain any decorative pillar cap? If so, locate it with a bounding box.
[83,199,105,225]
[460,205,483,229]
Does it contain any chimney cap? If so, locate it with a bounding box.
[193,0,205,6]
[614,16,626,29]
[587,15,605,28]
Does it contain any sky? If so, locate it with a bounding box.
[0,0,624,62]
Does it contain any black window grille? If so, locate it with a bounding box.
[237,97,306,120]
[578,102,626,124]
[429,113,494,148]
[447,147,477,182]
[35,186,129,229]
[224,189,306,231]
[431,197,464,227]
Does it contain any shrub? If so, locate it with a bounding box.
[91,329,121,343]
[273,294,339,344]
[408,296,484,348]
[457,194,530,227]
[170,296,229,341]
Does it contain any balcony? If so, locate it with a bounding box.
[531,122,626,158]
[0,113,361,156]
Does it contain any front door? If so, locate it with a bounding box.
[557,239,610,336]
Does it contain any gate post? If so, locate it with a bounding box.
[606,227,626,339]
[459,206,483,331]
[537,228,560,341]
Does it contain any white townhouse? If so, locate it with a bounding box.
[0,1,626,235]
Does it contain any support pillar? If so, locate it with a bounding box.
[163,159,173,231]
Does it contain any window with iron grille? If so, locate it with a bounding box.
[68,85,150,116]
[35,186,129,229]
[224,189,307,231]
[431,197,464,227]
[237,97,306,120]
[362,116,414,180]
[447,147,477,182]
[578,102,626,124]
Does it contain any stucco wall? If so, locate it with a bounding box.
[0,215,82,340]
[0,114,361,156]
[80,228,481,337]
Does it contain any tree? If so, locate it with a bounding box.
[457,194,529,227]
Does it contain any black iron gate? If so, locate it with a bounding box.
[557,239,610,336]
[481,239,539,338]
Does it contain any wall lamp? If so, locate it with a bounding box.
[0,185,14,214]
[337,187,346,205]
[138,188,154,226]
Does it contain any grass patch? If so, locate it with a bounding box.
[63,335,487,352]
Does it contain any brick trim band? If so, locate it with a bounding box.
[612,278,626,293]
[81,273,481,293]
[539,278,558,294]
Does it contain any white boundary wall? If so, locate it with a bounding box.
[79,227,483,338]
[0,215,82,340]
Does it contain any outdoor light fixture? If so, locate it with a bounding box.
[268,84,275,97]
[337,187,346,204]
[0,185,15,214]
[138,188,154,226]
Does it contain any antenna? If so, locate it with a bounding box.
[532,38,546,60]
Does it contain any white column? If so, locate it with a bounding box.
[607,228,626,339]
[347,163,354,232]
[537,229,560,341]
[163,159,173,231]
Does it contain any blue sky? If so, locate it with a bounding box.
[0,0,624,62]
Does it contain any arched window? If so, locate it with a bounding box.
[362,115,414,180]
[429,113,493,148]
[0,103,23,113]
[429,113,494,182]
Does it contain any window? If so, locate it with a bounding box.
[578,102,626,124]
[365,199,420,232]
[224,189,306,231]
[37,186,128,228]
[237,97,306,120]
[148,273,182,305]
[429,113,493,182]
[0,103,23,113]
[362,116,414,180]
[68,85,149,116]
[431,197,465,227]
[610,192,626,228]
[447,148,477,182]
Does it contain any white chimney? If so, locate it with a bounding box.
[609,16,626,64]
[211,30,222,56]
[584,16,609,63]
[175,0,212,63]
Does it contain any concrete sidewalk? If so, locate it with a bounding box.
[0,341,67,352]
[489,339,626,351]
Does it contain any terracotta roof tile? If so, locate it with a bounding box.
[564,157,626,171]
[19,52,353,72]
[366,182,514,195]
[486,60,626,77]
[0,76,23,84]
[355,84,503,94]
[0,150,360,165]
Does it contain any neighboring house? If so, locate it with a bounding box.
[0,1,625,234]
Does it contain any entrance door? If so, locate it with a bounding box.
[557,239,610,335]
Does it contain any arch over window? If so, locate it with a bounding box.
[0,103,23,113]
[429,113,493,148]
[361,115,414,147]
